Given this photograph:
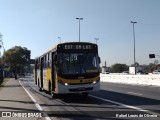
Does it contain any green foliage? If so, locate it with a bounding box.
[0,78,9,91]
[144,63,160,73]
[0,77,4,86]
[110,63,129,73]
[2,46,30,76]
[109,62,160,73]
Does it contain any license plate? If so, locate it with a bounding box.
[78,87,85,90]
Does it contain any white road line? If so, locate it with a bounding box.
[127,92,143,96]
[19,80,52,120]
[89,94,160,116]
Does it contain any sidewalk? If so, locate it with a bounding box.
[0,78,45,120]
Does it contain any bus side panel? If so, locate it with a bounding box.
[47,68,51,83]
[47,68,51,91]
[42,68,51,91]
[34,69,37,85]
[55,74,58,93]
[43,69,47,90]
[37,69,40,86]
[51,52,56,92]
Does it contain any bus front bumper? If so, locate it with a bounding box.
[56,81,100,94]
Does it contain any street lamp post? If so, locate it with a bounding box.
[131,21,137,67]
[0,33,5,57]
[94,38,99,44]
[76,18,83,42]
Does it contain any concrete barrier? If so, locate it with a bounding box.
[100,74,160,86]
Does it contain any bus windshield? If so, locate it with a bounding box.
[57,53,99,75]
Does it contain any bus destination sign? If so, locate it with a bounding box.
[64,44,93,50]
[57,43,98,52]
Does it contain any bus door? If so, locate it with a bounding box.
[40,57,44,88]
[51,52,56,91]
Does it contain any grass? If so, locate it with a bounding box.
[0,78,10,91]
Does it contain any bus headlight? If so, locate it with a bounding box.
[93,79,100,84]
[65,83,68,86]
[93,81,97,84]
[58,80,69,86]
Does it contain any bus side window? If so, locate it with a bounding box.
[44,55,46,68]
[46,54,48,68]
[38,59,40,69]
[49,52,51,68]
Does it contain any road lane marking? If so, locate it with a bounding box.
[19,80,52,120]
[89,94,160,116]
[127,92,143,96]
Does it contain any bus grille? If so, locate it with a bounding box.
[69,87,93,92]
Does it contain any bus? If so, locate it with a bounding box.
[34,42,101,97]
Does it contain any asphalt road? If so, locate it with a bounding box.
[19,76,160,120]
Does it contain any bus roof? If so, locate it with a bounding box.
[35,42,97,59]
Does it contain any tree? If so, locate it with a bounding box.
[154,60,159,65]
[131,62,139,67]
[2,46,30,79]
[110,63,129,73]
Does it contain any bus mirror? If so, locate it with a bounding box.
[98,57,101,64]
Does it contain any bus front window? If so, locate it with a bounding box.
[57,53,99,75]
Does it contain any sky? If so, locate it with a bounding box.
[0,0,160,66]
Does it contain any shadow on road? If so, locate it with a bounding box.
[0,99,34,104]
[91,89,160,106]
[0,106,40,112]
[2,84,21,88]
[0,78,4,86]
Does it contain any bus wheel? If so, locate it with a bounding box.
[82,92,88,97]
[51,92,54,98]
[39,88,43,92]
[51,92,57,98]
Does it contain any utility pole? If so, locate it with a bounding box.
[130,21,137,67]
[131,21,137,74]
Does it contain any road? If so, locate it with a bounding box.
[19,76,160,120]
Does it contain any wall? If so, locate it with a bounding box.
[100,74,160,86]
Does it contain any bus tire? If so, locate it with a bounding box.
[82,92,88,97]
[51,92,57,98]
[39,88,43,92]
[51,91,54,98]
